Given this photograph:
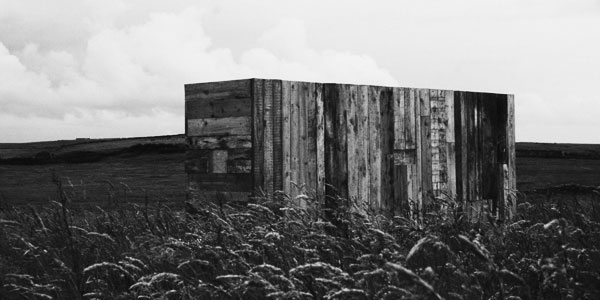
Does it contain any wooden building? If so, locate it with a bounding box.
[185,79,516,220]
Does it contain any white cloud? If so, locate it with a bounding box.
[1,0,599,142]
[0,3,397,141]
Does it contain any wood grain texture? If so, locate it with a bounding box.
[188,135,252,149]
[357,85,370,211]
[346,85,358,204]
[430,90,448,199]
[272,80,283,192]
[368,86,382,210]
[185,79,252,101]
[414,88,423,219]
[393,88,405,150]
[228,160,252,174]
[506,94,516,218]
[316,83,326,202]
[263,80,274,197]
[338,85,349,201]
[187,117,251,137]
[290,81,301,200]
[227,148,252,174]
[445,91,456,201]
[282,81,292,196]
[420,115,432,207]
[306,82,318,197]
[297,82,309,202]
[380,87,394,213]
[186,97,251,119]
[323,84,338,204]
[404,88,417,150]
[252,79,265,192]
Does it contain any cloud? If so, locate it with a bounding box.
[1,0,600,143]
[0,4,396,142]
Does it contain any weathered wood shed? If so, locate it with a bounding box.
[185,79,516,219]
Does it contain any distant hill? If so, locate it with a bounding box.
[517,142,600,159]
[0,134,186,164]
[4,136,600,162]
[2,136,600,194]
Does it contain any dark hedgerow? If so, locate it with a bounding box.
[0,191,599,299]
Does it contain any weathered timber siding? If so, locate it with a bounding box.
[185,79,253,202]
[185,79,516,219]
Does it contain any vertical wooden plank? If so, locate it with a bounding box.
[419,89,433,211]
[466,93,476,216]
[420,88,431,117]
[346,85,358,204]
[306,82,318,196]
[336,85,349,201]
[368,86,382,211]
[393,88,405,150]
[252,79,265,194]
[506,94,516,218]
[404,88,417,150]
[282,81,292,196]
[407,164,416,217]
[324,84,339,206]
[445,91,456,201]
[290,81,300,201]
[393,164,403,214]
[272,80,283,193]
[413,88,423,220]
[430,90,447,199]
[357,85,370,211]
[380,87,394,214]
[316,83,326,202]
[297,82,306,200]
[455,91,468,210]
[263,80,274,198]
[421,114,433,207]
[475,94,482,206]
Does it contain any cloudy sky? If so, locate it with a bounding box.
[1,0,599,143]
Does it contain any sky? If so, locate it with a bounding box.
[1,0,599,143]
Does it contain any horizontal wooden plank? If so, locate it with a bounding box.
[185,158,208,173]
[186,149,251,174]
[228,160,251,173]
[186,97,251,118]
[227,148,252,160]
[186,149,211,160]
[227,148,251,173]
[188,117,251,137]
[188,173,253,192]
[185,79,252,101]
[187,135,252,149]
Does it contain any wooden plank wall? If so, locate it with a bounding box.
[185,79,515,220]
[453,91,514,220]
[185,79,254,202]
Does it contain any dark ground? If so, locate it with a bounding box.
[2,136,600,205]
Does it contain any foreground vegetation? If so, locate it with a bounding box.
[1,192,599,300]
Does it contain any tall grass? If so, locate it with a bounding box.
[0,189,599,299]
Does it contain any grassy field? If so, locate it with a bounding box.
[2,137,600,206]
[0,189,599,299]
[1,138,600,298]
